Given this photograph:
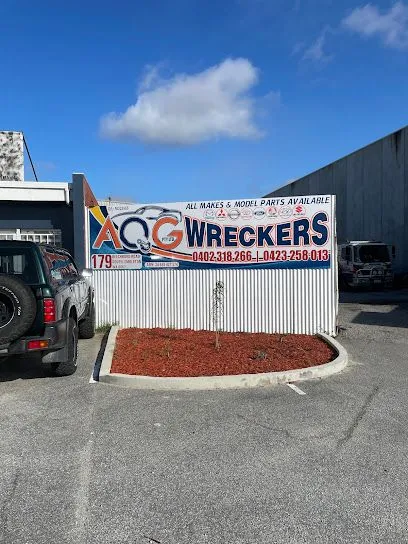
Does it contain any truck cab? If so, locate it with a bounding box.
[338,241,394,289]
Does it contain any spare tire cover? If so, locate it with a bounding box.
[0,274,37,344]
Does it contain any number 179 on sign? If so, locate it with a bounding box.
[91,254,112,269]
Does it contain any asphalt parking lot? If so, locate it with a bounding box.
[1,293,408,544]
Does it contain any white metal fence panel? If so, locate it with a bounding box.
[92,266,337,335]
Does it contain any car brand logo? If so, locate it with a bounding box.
[279,206,293,218]
[293,204,306,216]
[216,208,228,220]
[204,209,216,219]
[228,209,240,220]
[254,208,266,219]
[266,206,278,217]
[241,208,253,220]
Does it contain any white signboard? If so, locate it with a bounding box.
[89,195,333,270]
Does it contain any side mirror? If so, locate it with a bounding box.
[81,268,93,278]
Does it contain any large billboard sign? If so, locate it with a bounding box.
[89,196,333,270]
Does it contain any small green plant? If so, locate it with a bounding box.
[211,280,224,350]
[96,322,118,333]
[251,350,268,361]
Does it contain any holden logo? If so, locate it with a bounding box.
[254,208,266,219]
[279,206,293,218]
[228,209,240,220]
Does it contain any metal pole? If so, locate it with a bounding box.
[23,135,38,181]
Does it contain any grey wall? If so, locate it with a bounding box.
[72,173,86,270]
[265,126,408,274]
[0,201,74,254]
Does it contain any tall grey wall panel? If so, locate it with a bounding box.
[362,141,383,242]
[405,129,408,272]
[332,160,347,241]
[265,126,408,273]
[319,165,334,195]
[346,151,364,240]
[381,131,405,271]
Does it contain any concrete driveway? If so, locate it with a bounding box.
[1,296,407,544]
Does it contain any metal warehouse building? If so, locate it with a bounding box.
[265,125,408,276]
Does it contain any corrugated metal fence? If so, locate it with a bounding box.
[92,267,338,335]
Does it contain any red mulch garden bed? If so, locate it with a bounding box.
[111,328,336,377]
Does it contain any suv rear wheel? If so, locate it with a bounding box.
[0,275,36,344]
[50,317,78,376]
[79,300,95,339]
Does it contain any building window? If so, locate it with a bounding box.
[0,231,16,240]
[0,228,62,246]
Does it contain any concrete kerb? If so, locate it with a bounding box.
[98,326,348,390]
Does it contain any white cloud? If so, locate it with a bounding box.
[342,1,408,49]
[291,41,306,56]
[100,58,269,146]
[302,28,333,64]
[138,63,164,93]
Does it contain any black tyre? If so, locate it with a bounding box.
[50,318,78,376]
[79,301,95,339]
[0,274,36,344]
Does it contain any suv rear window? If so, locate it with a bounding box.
[42,249,78,281]
[0,248,39,284]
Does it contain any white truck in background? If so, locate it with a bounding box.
[338,241,395,290]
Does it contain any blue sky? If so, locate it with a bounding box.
[1,0,408,202]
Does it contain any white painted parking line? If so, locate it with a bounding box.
[287,383,306,395]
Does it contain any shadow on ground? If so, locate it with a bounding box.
[339,288,408,305]
[0,333,106,383]
[339,289,408,328]
[351,304,408,328]
[92,330,110,381]
[0,354,51,382]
